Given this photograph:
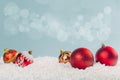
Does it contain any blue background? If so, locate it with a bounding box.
[0,0,120,57]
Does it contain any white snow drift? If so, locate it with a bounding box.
[0,56,120,80]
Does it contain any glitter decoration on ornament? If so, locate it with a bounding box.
[3,48,18,63]
[15,51,34,67]
[58,49,71,63]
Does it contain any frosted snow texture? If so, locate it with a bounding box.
[0,57,120,80]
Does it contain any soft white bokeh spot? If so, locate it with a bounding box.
[3,2,112,43]
[19,9,30,18]
[104,6,112,15]
[4,2,19,16]
[97,13,104,20]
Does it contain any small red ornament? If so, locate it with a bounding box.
[15,51,33,67]
[96,44,118,66]
[3,48,18,63]
[58,49,71,63]
[70,48,94,69]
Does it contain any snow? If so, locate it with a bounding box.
[0,56,120,80]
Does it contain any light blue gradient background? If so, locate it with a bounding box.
[0,0,120,58]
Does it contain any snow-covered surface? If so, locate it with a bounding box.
[0,56,120,80]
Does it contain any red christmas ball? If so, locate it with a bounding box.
[70,48,94,69]
[3,48,18,63]
[96,44,118,66]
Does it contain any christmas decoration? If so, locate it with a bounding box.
[3,48,18,63]
[3,48,34,67]
[14,51,34,67]
[96,44,118,66]
[70,48,94,69]
[58,49,71,63]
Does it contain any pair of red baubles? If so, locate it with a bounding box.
[59,44,118,69]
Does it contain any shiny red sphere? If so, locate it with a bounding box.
[70,48,94,69]
[96,45,118,66]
